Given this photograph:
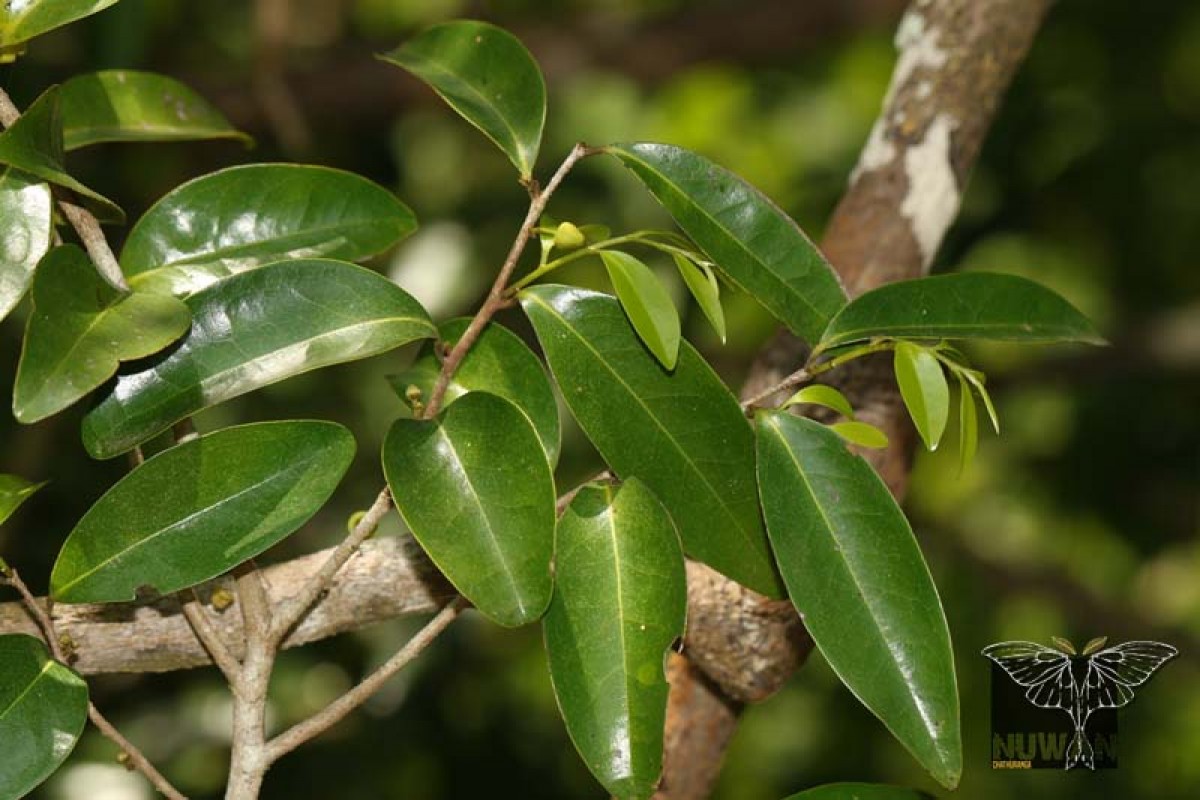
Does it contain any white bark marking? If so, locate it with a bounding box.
[900,113,960,267]
[848,9,950,183]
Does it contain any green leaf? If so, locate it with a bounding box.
[387,318,561,464]
[0,474,47,526]
[51,421,354,603]
[0,86,122,222]
[893,342,949,451]
[59,70,251,150]
[122,164,417,296]
[544,478,686,800]
[783,783,934,800]
[13,246,191,423]
[671,252,726,343]
[818,272,1105,349]
[829,420,888,449]
[579,224,611,243]
[956,374,978,473]
[606,143,846,343]
[0,635,89,799]
[522,285,782,597]
[82,259,435,459]
[783,384,855,419]
[600,250,681,370]
[960,368,999,434]
[0,0,120,48]
[0,167,52,323]
[756,413,961,789]
[380,20,546,179]
[383,392,554,627]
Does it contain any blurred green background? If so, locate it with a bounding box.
[2,0,1197,798]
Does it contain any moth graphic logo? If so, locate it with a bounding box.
[982,637,1176,770]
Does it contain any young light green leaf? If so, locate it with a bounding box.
[894,342,950,451]
[1082,636,1108,656]
[957,374,978,473]
[51,421,354,603]
[0,0,120,48]
[387,318,561,464]
[784,384,855,419]
[672,252,726,343]
[600,250,681,370]
[380,20,546,179]
[960,368,999,434]
[122,164,417,296]
[829,421,888,449]
[0,167,52,323]
[0,635,89,799]
[82,259,435,459]
[13,246,191,423]
[818,272,1105,349]
[0,86,122,222]
[756,413,961,789]
[384,392,555,627]
[59,70,251,150]
[0,474,47,526]
[544,478,686,800]
[783,784,933,800]
[606,143,846,344]
[522,285,782,597]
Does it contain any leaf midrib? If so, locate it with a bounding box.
[526,292,765,575]
[615,148,836,329]
[764,416,945,760]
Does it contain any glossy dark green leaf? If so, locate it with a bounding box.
[818,272,1105,349]
[784,384,855,418]
[381,20,546,179]
[0,167,52,322]
[522,285,782,597]
[82,259,435,459]
[60,70,251,150]
[606,143,846,343]
[829,420,888,449]
[0,86,122,222]
[894,342,949,451]
[387,318,560,464]
[13,246,191,423]
[783,783,933,800]
[0,474,47,526]
[672,253,726,343]
[52,421,354,602]
[600,250,680,370]
[383,392,555,627]
[121,164,417,296]
[756,413,960,789]
[0,0,119,47]
[544,478,686,800]
[956,374,978,473]
[0,634,89,799]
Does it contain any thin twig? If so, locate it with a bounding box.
[270,486,393,644]
[264,596,466,765]
[424,142,599,419]
[57,200,129,291]
[181,589,242,682]
[225,563,276,800]
[739,367,812,412]
[0,87,128,293]
[2,569,188,800]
